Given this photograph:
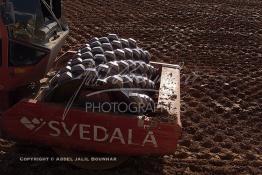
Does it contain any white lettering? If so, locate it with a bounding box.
[128,129,133,145]
[48,121,60,136]
[62,122,77,136]
[142,131,158,148]
[127,129,139,145]
[109,128,125,144]
[79,124,91,140]
[45,120,158,148]
[94,125,108,142]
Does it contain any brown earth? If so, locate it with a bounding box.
[0,0,261,174]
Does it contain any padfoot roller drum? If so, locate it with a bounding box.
[0,34,181,169]
[47,34,158,115]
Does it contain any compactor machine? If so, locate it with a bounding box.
[0,0,181,169]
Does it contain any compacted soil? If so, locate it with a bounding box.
[0,0,261,174]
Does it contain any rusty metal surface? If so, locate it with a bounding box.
[158,66,181,126]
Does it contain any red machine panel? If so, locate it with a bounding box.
[1,100,181,155]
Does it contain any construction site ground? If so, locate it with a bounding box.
[0,0,261,174]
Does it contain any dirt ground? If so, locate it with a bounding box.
[0,0,261,174]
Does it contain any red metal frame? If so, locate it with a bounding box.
[0,17,52,110]
[0,12,69,110]
[0,59,182,155]
[1,100,182,155]
[0,33,51,91]
[0,19,10,110]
